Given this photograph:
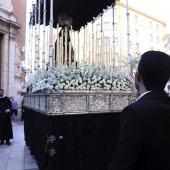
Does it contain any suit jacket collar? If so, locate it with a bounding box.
[137,91,151,100]
[137,91,169,101]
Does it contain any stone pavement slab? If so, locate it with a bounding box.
[0,121,39,170]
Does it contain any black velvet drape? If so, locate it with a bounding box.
[32,0,116,30]
[24,107,121,170]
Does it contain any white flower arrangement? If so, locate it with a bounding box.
[23,63,132,93]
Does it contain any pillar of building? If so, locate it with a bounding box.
[0,8,21,96]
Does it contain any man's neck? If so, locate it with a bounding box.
[138,83,147,96]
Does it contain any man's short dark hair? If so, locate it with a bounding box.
[138,50,170,91]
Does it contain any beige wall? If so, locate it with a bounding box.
[0,0,27,118]
[76,1,166,68]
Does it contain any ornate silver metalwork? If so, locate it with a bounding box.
[23,91,132,115]
[31,96,35,107]
[89,94,110,111]
[48,148,56,157]
[59,136,64,140]
[111,94,129,110]
[40,95,46,111]
[35,96,39,109]
[48,135,56,143]
[65,95,87,112]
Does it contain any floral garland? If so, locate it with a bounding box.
[23,63,132,93]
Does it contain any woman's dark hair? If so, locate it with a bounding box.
[138,51,170,91]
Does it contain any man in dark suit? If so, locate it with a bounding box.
[108,51,170,170]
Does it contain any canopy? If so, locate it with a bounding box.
[32,0,116,30]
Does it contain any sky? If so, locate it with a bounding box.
[27,0,170,33]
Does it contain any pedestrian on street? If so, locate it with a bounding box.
[0,89,13,145]
[10,96,18,120]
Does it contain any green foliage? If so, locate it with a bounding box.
[122,52,141,73]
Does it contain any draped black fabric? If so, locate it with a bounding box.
[0,97,13,141]
[24,108,121,170]
[31,0,116,30]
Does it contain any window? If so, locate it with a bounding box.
[149,21,152,28]
[103,22,109,30]
[97,24,101,31]
[156,37,160,43]
[135,43,139,50]
[150,34,153,41]
[104,37,110,52]
[156,24,159,31]
[135,29,139,37]
[134,15,138,22]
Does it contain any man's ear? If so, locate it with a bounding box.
[136,70,142,82]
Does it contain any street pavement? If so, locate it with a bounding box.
[0,120,39,170]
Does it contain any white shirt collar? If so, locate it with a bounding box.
[137,91,152,100]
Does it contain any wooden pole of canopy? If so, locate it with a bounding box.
[61,30,63,72]
[100,13,103,70]
[126,0,131,73]
[68,26,72,67]
[111,47,113,70]
[83,27,85,66]
[65,27,67,64]
[77,31,80,65]
[112,4,116,71]
[53,33,56,66]
[92,21,94,64]
[42,0,46,69]
[74,50,76,72]
[30,4,34,73]
[85,25,87,63]
[60,36,62,67]
[88,35,91,68]
[46,31,49,65]
[74,31,76,63]
[69,25,73,68]
[27,25,31,74]
[57,24,60,67]
[69,42,71,68]
[34,2,38,70]
[37,0,41,68]
[96,31,98,65]
[109,37,111,69]
[49,0,54,67]
[27,10,32,74]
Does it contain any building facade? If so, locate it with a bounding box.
[82,1,166,68]
[0,0,27,111]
